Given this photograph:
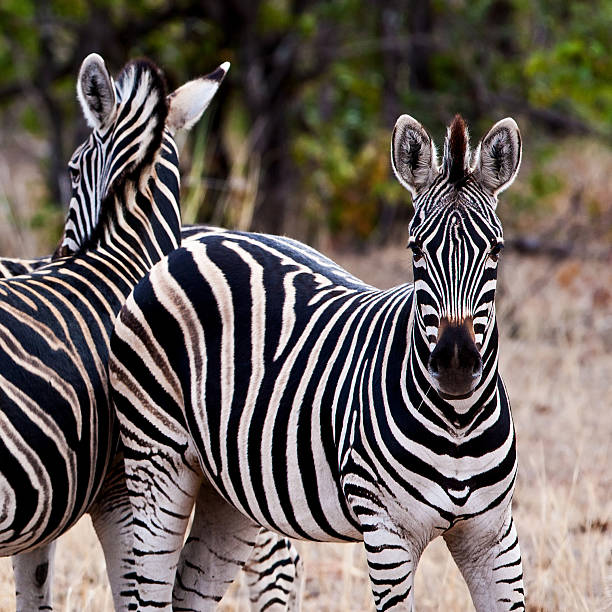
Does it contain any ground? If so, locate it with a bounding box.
[0,245,609,611]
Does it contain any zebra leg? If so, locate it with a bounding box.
[124,444,201,612]
[12,540,57,612]
[172,482,261,611]
[243,530,304,612]
[443,509,525,611]
[362,528,418,611]
[88,451,136,612]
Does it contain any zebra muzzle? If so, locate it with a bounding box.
[427,318,482,399]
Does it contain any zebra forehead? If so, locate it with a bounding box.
[413,203,502,245]
[421,198,497,225]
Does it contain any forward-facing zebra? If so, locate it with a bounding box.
[0,68,302,611]
[110,113,525,611]
[0,53,229,611]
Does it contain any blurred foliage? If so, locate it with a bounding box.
[0,0,610,250]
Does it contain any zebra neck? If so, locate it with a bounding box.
[85,160,181,275]
[348,294,505,466]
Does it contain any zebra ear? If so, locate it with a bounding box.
[166,61,230,134]
[471,118,521,197]
[391,115,439,197]
[77,53,116,130]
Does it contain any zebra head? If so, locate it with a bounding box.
[54,53,229,258]
[391,114,521,402]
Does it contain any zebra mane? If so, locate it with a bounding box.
[112,58,168,179]
[442,114,470,185]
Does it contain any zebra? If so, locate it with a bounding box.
[109,113,525,611]
[0,52,229,611]
[0,258,48,277]
[0,94,302,612]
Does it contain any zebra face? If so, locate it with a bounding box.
[392,113,521,401]
[59,135,104,256]
[53,54,168,258]
[408,198,503,398]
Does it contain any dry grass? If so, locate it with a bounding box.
[0,247,609,611]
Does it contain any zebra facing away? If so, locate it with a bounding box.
[110,113,524,610]
[0,86,302,612]
[0,53,229,612]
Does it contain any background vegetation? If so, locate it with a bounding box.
[0,2,610,610]
[0,0,611,252]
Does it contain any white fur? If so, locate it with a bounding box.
[77,53,116,130]
[167,62,230,134]
[471,117,521,198]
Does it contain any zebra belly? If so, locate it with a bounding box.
[196,447,362,543]
[187,381,362,543]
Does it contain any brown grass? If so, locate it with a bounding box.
[0,247,609,611]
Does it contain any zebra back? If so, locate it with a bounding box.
[0,257,48,278]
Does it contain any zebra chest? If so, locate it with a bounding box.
[343,420,515,541]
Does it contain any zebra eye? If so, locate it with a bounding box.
[489,243,504,261]
[408,239,424,262]
[69,167,80,183]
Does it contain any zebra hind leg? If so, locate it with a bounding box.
[88,450,136,612]
[244,529,304,612]
[123,443,202,612]
[172,482,261,611]
[12,540,57,612]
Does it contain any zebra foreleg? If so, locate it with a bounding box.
[172,482,260,611]
[362,527,418,611]
[12,540,57,612]
[243,530,304,612]
[443,509,525,611]
[88,451,136,612]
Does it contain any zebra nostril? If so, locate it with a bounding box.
[429,356,439,375]
[472,359,481,375]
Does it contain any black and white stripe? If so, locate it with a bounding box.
[0,53,227,612]
[110,115,525,610]
[0,258,48,278]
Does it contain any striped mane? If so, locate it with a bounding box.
[104,59,168,197]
